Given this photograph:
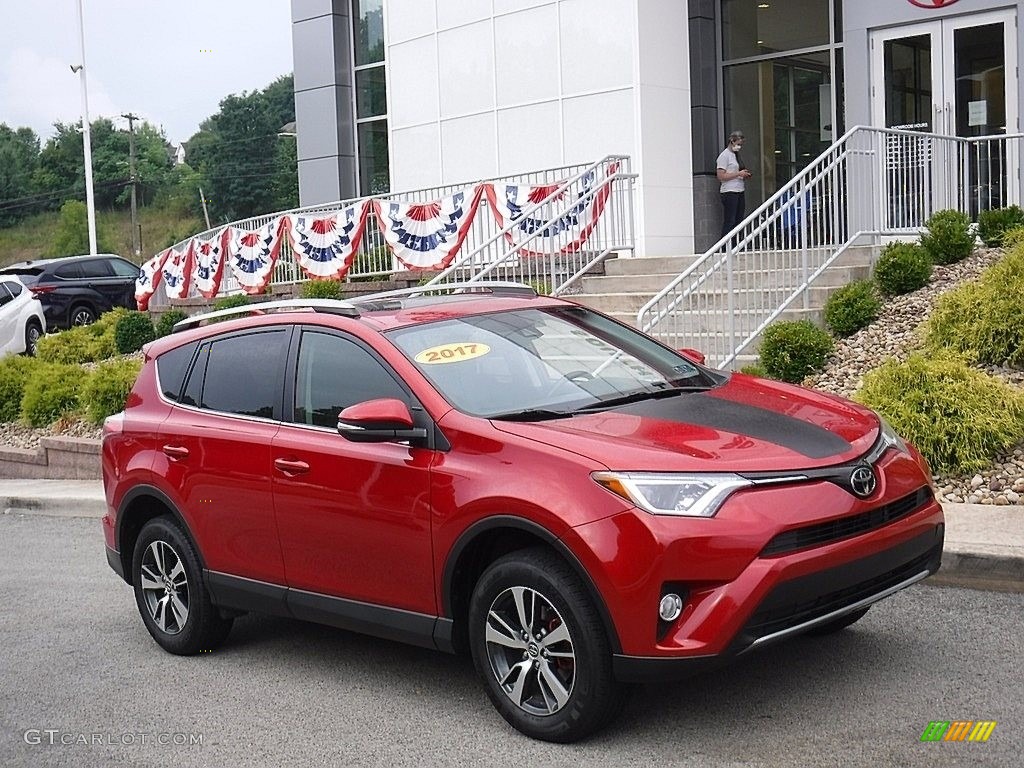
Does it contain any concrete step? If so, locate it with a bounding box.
[605,306,825,334]
[604,255,699,276]
[574,285,844,316]
[579,264,872,296]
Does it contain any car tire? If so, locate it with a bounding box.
[70,304,96,326]
[468,547,627,742]
[805,607,871,636]
[131,516,233,655]
[23,319,42,356]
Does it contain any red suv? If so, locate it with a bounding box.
[101,283,943,742]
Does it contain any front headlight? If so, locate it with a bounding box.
[878,417,910,455]
[592,472,752,517]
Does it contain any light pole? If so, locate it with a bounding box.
[73,0,98,256]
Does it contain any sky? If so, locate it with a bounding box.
[0,0,294,146]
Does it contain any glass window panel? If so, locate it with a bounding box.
[353,0,384,66]
[356,67,387,119]
[358,120,390,195]
[954,23,1005,136]
[722,0,830,61]
[200,331,287,419]
[883,35,932,130]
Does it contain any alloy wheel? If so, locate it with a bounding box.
[484,586,576,716]
[139,540,190,635]
[26,324,40,355]
[72,307,95,326]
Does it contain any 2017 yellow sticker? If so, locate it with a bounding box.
[415,343,491,364]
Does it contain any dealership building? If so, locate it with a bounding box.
[290,0,1023,255]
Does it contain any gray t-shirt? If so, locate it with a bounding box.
[717,148,744,193]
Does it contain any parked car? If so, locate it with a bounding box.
[100,284,943,742]
[0,253,140,330]
[0,275,46,357]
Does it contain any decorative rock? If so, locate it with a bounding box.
[981,497,994,505]
[968,494,981,504]
[1014,479,1024,493]
[971,475,985,490]
[1006,491,1020,504]
[995,495,1009,505]
[989,478,1003,491]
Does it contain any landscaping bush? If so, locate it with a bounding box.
[20,363,88,427]
[739,363,767,378]
[299,279,344,300]
[920,209,975,265]
[924,242,1024,366]
[154,309,188,338]
[36,308,124,364]
[873,241,932,295]
[114,311,155,354]
[213,294,251,311]
[82,358,143,424]
[0,355,40,422]
[855,352,1024,474]
[823,280,881,337]
[758,320,834,384]
[977,205,1024,247]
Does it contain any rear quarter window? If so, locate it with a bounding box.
[156,342,199,402]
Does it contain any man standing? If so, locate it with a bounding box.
[717,130,753,239]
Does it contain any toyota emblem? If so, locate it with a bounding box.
[850,465,878,499]
[907,0,961,8]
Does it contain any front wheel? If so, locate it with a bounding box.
[23,319,42,356]
[468,547,627,742]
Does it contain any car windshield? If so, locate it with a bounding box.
[387,306,720,419]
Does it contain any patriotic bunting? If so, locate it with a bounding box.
[192,229,227,299]
[286,201,369,279]
[160,242,194,301]
[135,250,169,311]
[226,218,289,294]
[485,162,619,257]
[372,186,484,270]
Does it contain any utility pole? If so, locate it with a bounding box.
[198,187,211,230]
[73,0,97,256]
[122,112,140,256]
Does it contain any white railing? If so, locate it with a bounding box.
[637,126,1024,369]
[148,156,635,309]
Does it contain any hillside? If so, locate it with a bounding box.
[0,205,203,267]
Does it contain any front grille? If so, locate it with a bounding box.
[760,487,933,557]
[743,544,939,641]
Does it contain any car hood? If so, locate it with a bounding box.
[490,374,879,472]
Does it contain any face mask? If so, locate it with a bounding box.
[731,142,742,151]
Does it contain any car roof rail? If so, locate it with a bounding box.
[350,281,538,305]
[171,298,361,333]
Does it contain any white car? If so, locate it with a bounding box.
[0,275,46,357]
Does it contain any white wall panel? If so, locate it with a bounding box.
[441,113,499,182]
[386,0,436,44]
[391,123,442,189]
[559,0,634,94]
[494,0,553,15]
[497,101,563,173]
[389,36,440,127]
[561,89,635,165]
[437,20,496,117]
[437,0,493,30]
[494,4,560,104]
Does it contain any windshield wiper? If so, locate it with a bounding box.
[573,385,711,414]
[489,408,572,422]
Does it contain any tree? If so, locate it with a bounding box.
[0,124,41,226]
[49,199,116,256]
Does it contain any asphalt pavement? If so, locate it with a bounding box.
[1,512,1021,768]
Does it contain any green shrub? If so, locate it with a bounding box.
[0,356,40,422]
[824,280,881,337]
[213,294,251,311]
[154,309,188,338]
[977,205,1024,247]
[759,320,834,384]
[924,243,1024,366]
[36,309,124,364]
[873,241,932,295]
[82,358,143,424]
[526,280,551,296]
[920,209,975,265]
[855,353,1024,474]
[114,311,155,354]
[739,363,767,378]
[348,246,392,282]
[20,363,88,427]
[299,279,344,300]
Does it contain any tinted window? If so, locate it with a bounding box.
[79,259,114,278]
[109,258,141,278]
[157,342,198,402]
[0,284,12,307]
[294,331,407,428]
[180,344,208,408]
[5,281,22,297]
[201,331,288,419]
[54,263,83,279]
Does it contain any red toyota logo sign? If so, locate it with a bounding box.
[908,0,960,8]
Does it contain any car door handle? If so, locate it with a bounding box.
[162,445,189,459]
[274,458,310,475]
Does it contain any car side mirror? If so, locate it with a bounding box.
[678,348,706,365]
[337,398,428,443]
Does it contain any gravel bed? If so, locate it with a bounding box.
[804,246,1024,505]
[0,419,102,452]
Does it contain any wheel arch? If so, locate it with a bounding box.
[441,515,622,655]
[116,485,205,584]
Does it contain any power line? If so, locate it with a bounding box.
[0,179,129,214]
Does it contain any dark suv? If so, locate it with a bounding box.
[101,284,943,742]
[0,253,140,329]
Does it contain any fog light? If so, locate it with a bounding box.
[659,593,683,622]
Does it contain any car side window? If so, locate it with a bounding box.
[109,259,141,278]
[5,281,22,298]
[80,259,114,278]
[53,263,83,279]
[198,330,288,419]
[294,331,408,428]
[0,284,12,307]
[156,341,199,402]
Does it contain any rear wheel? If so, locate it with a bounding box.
[132,516,233,655]
[468,547,627,742]
[23,319,41,356]
[70,304,96,326]
[806,607,871,636]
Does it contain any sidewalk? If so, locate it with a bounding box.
[2,481,1021,592]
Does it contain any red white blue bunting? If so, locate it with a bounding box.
[226,218,289,294]
[135,250,168,311]
[160,242,194,301]
[286,201,369,280]
[191,229,227,299]
[372,186,484,270]
[485,162,619,257]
